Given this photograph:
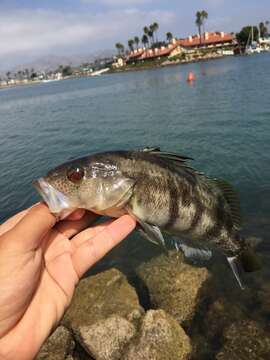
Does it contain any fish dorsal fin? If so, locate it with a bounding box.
[214,179,242,230]
[141,147,197,175]
[172,238,212,262]
[142,147,193,163]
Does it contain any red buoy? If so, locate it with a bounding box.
[187,71,196,82]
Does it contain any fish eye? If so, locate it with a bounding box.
[67,166,84,183]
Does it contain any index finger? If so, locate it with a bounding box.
[72,215,136,278]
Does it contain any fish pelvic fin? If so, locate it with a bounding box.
[227,256,245,290]
[127,209,168,254]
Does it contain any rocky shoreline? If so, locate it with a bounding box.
[36,251,270,360]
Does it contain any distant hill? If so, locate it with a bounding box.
[0,49,115,75]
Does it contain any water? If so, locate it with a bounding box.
[1,54,270,356]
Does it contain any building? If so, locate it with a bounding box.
[177,32,235,50]
[127,31,235,63]
[112,57,126,69]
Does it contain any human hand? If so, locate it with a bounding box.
[0,203,136,360]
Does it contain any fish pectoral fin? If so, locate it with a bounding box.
[172,238,212,262]
[134,218,167,252]
[227,256,245,290]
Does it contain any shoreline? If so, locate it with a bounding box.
[0,52,265,91]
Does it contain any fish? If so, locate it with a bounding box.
[33,147,261,289]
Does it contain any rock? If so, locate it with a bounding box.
[202,297,245,340]
[78,315,136,360]
[123,309,192,360]
[63,269,144,359]
[63,269,144,330]
[258,282,270,314]
[136,251,210,325]
[36,326,75,360]
[216,320,270,360]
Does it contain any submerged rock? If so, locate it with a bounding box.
[36,326,75,360]
[123,310,192,360]
[202,297,245,340]
[63,269,144,359]
[78,315,136,360]
[136,251,210,325]
[216,320,270,360]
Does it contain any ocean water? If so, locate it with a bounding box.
[1,53,270,356]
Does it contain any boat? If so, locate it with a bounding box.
[90,68,110,77]
[245,27,263,54]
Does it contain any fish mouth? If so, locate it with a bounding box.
[33,178,75,219]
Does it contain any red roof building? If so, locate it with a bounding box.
[177,32,234,48]
[127,32,235,62]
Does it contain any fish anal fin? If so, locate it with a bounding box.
[172,238,212,262]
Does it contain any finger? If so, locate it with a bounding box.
[0,203,40,236]
[55,212,97,239]
[66,209,86,221]
[11,203,56,251]
[0,209,29,236]
[71,220,114,248]
[72,215,136,278]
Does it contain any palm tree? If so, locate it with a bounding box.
[128,39,135,52]
[143,26,149,36]
[115,42,125,56]
[152,22,159,42]
[166,32,173,43]
[148,30,154,46]
[141,34,149,48]
[196,10,208,45]
[149,24,155,43]
[134,36,140,49]
[201,10,208,34]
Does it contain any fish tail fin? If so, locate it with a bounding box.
[227,247,261,290]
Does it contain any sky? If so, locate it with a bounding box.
[0,0,269,71]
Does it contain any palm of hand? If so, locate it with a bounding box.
[0,204,135,360]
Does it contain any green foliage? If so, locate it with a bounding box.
[128,39,135,51]
[236,26,259,45]
[195,10,208,44]
[166,32,173,42]
[259,22,268,37]
[141,34,149,47]
[61,65,73,77]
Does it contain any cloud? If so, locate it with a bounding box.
[81,0,153,6]
[0,8,176,70]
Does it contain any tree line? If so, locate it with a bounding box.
[115,11,209,56]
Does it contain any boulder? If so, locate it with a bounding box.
[123,309,192,360]
[216,320,270,360]
[63,269,144,330]
[36,326,75,360]
[202,297,245,340]
[78,315,136,360]
[63,269,144,359]
[136,251,210,325]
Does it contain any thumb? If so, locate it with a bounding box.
[9,203,56,252]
